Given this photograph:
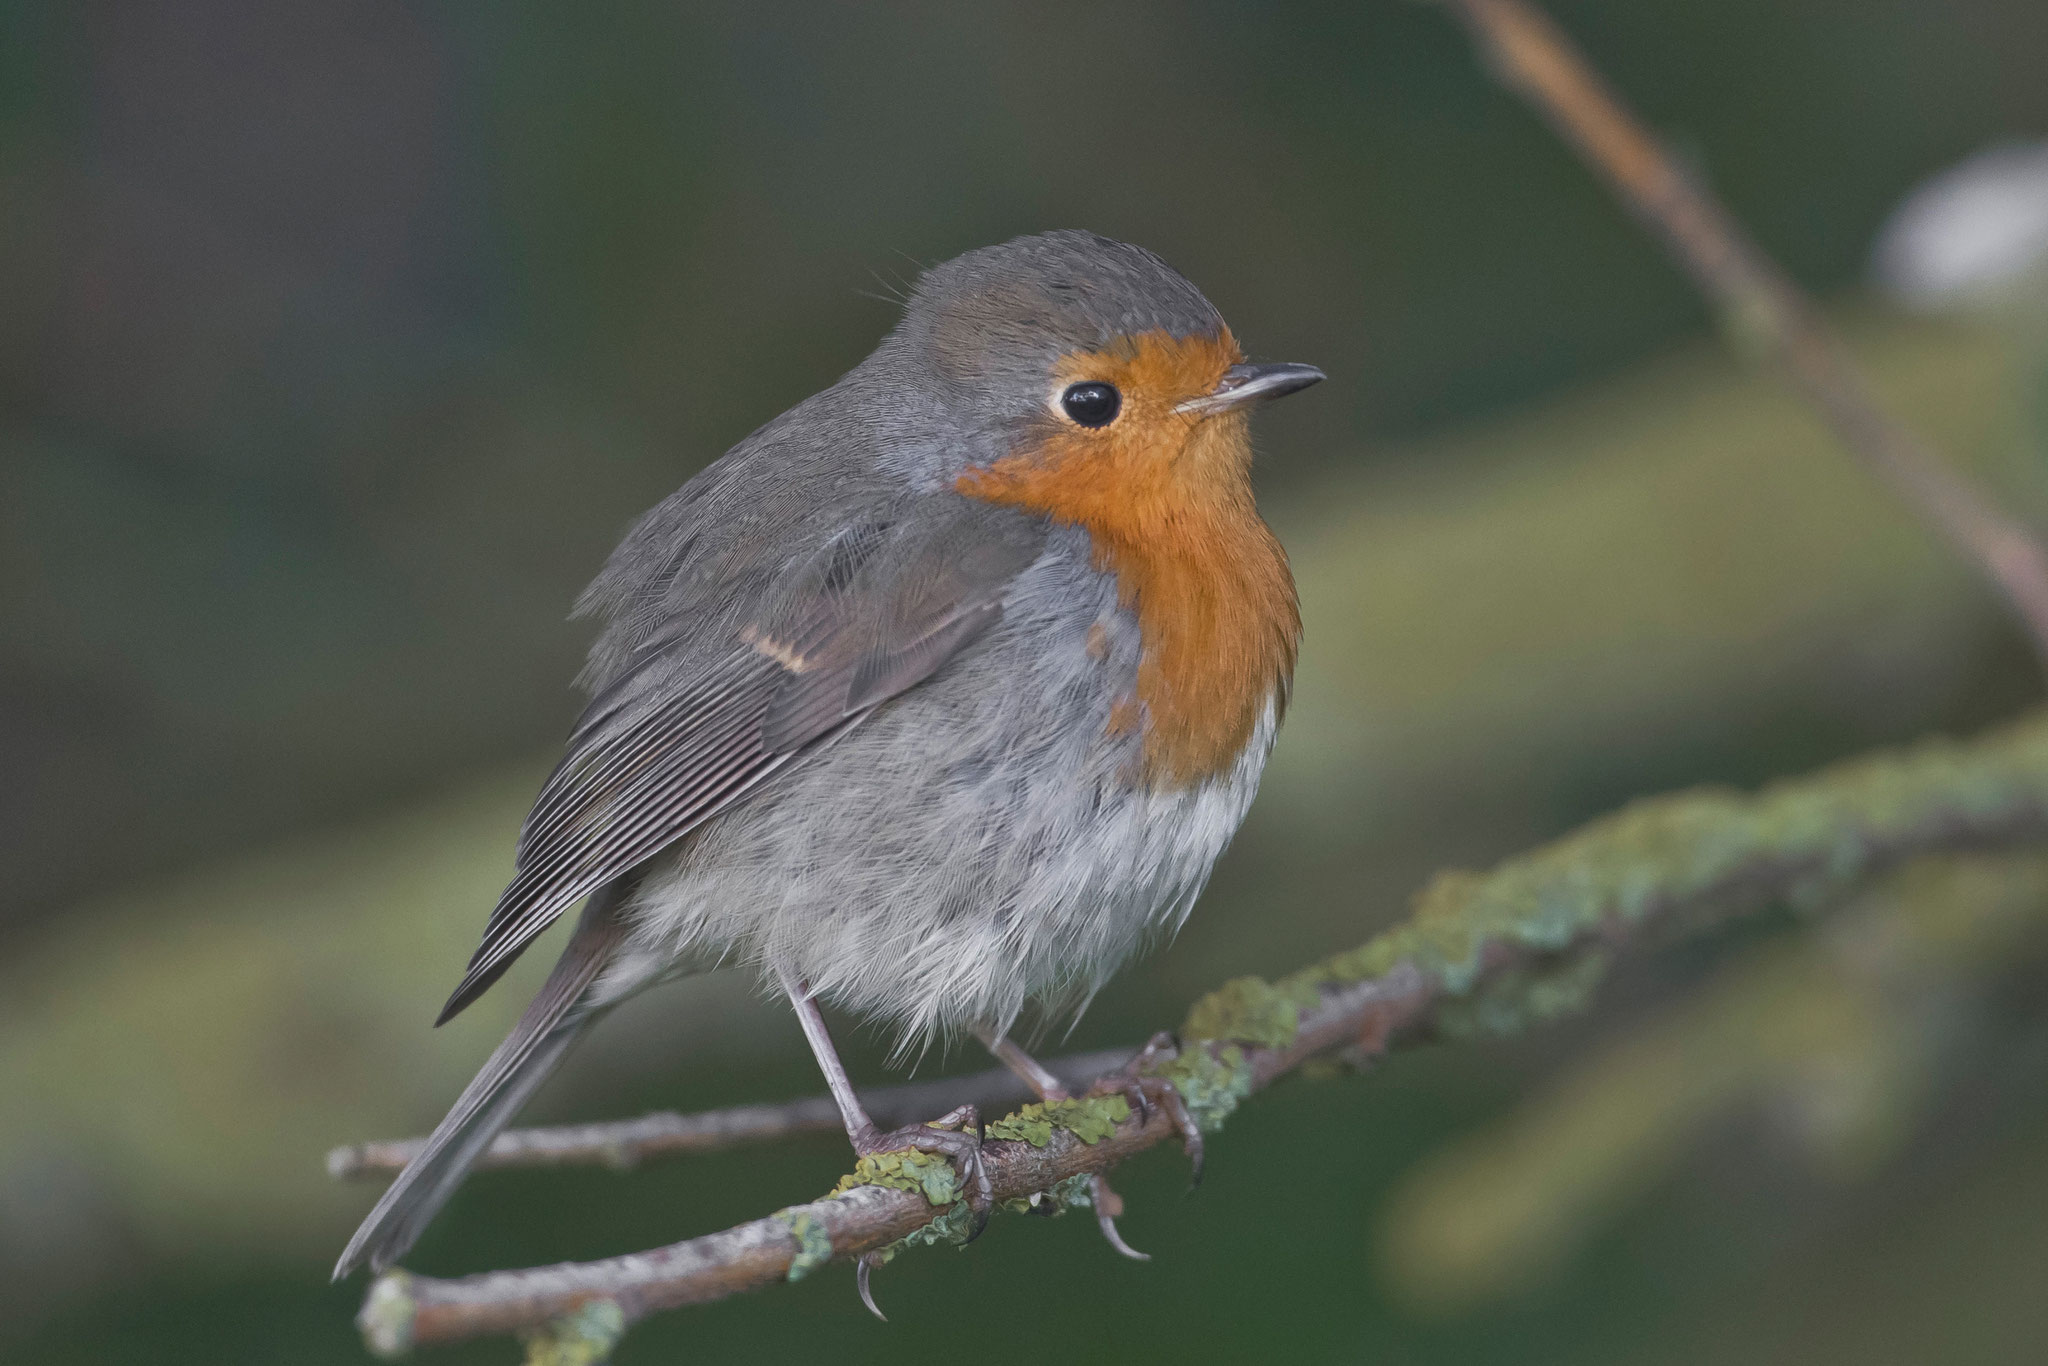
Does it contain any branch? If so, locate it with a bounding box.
[353,710,2048,1359]
[1378,851,2048,1307]
[1437,0,2048,670]
[328,1049,1131,1179]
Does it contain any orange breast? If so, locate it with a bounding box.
[957,329,1300,788]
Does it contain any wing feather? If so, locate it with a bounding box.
[435,503,1047,1024]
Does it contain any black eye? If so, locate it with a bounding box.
[1060,381,1121,428]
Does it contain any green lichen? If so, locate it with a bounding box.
[869,1197,980,1264]
[828,1105,1124,1267]
[1435,950,1612,1039]
[771,1207,834,1282]
[831,1099,1129,1266]
[827,1148,961,1206]
[1179,975,1322,1051]
[1000,1171,1099,1216]
[983,1095,1131,1147]
[1047,1170,1099,1209]
[1154,1042,1257,1133]
[824,1145,973,1265]
[519,1299,625,1366]
[1519,949,1613,1024]
[1279,714,2048,1022]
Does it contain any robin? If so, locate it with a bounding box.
[334,229,1323,1285]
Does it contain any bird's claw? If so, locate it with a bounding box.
[1089,1173,1150,1261]
[853,1103,993,1242]
[855,1253,887,1321]
[1090,1032,1205,1187]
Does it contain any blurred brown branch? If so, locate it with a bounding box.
[1439,0,2048,670]
[327,1049,1129,1179]
[349,711,2048,1359]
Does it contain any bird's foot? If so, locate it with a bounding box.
[851,1103,993,1239]
[847,1104,990,1321]
[1089,1032,1205,1187]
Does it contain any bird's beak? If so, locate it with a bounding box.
[1175,362,1326,416]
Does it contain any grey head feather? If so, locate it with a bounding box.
[901,229,1226,374]
[870,229,1230,443]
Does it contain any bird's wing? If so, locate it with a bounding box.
[435,498,1047,1023]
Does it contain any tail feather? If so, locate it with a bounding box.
[333,892,627,1279]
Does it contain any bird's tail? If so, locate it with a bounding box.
[332,889,629,1280]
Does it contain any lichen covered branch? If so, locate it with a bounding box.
[1438,0,2048,668]
[354,710,2048,1358]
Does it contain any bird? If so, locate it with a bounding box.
[333,229,1323,1285]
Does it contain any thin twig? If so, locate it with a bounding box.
[1438,0,2048,669]
[327,1050,1130,1179]
[351,711,2048,1356]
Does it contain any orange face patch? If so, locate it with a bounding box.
[957,328,1299,788]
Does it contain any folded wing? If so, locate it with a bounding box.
[435,501,1048,1022]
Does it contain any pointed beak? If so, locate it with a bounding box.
[1175,362,1326,417]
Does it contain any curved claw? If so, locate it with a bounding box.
[855,1255,887,1321]
[1095,1208,1151,1262]
[1090,1174,1150,1262]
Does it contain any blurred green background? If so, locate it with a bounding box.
[8,0,2048,1361]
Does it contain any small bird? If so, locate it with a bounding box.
[334,229,1322,1282]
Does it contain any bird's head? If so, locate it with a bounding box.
[877,230,1322,518]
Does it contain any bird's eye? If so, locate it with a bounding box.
[1060,381,1121,428]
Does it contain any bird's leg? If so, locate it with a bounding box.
[976,1026,1072,1101]
[776,965,991,1227]
[974,1026,1149,1261]
[778,966,992,1320]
